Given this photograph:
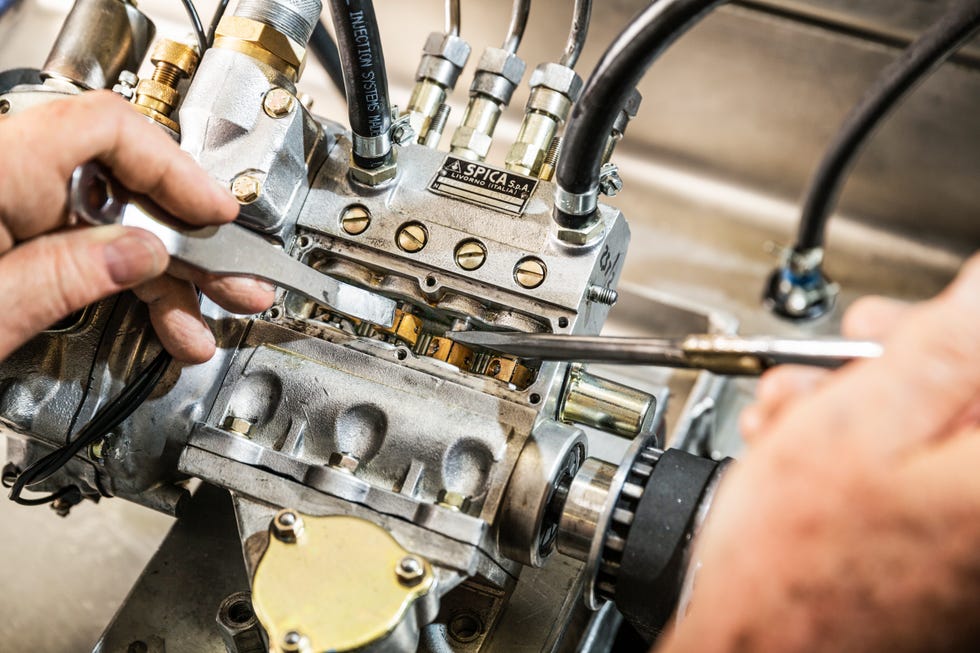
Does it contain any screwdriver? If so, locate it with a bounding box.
[446,331,883,376]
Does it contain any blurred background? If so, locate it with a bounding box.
[0,1,976,650]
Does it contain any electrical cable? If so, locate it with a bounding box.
[559,0,592,68]
[502,0,532,54]
[179,0,209,56]
[326,0,393,168]
[309,19,347,99]
[794,0,980,252]
[205,0,231,47]
[445,0,460,37]
[7,350,171,506]
[554,0,724,229]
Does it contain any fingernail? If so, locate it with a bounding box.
[255,279,276,292]
[104,231,165,285]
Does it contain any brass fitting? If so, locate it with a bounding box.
[132,39,200,132]
[212,15,306,82]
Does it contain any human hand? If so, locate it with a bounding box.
[0,91,274,363]
[659,253,980,653]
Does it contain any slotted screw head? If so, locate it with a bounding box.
[340,205,371,235]
[514,257,547,289]
[454,239,487,271]
[231,174,261,204]
[263,87,296,118]
[396,222,428,253]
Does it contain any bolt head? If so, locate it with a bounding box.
[396,222,428,253]
[272,509,304,543]
[231,174,261,204]
[436,489,471,512]
[340,205,371,235]
[263,87,296,118]
[328,451,359,473]
[281,630,308,652]
[222,415,253,436]
[454,239,487,271]
[395,555,427,586]
[513,257,547,289]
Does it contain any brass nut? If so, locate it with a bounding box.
[450,125,493,160]
[263,87,295,118]
[135,78,178,106]
[151,38,199,77]
[555,219,605,246]
[340,205,371,235]
[396,222,428,253]
[436,489,471,512]
[395,556,427,587]
[231,174,262,204]
[454,239,487,271]
[213,16,305,80]
[222,415,253,436]
[271,509,304,543]
[328,452,359,473]
[513,257,547,289]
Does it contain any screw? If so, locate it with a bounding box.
[396,222,428,253]
[437,489,471,512]
[231,174,261,204]
[222,415,253,436]
[272,509,304,543]
[263,87,296,118]
[514,257,547,289]
[586,285,618,305]
[395,555,426,586]
[340,205,371,235]
[598,162,623,197]
[454,240,487,271]
[390,114,416,145]
[328,451,359,473]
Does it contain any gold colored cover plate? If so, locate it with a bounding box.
[252,514,433,652]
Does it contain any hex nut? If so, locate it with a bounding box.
[349,156,398,187]
[450,125,494,160]
[263,87,295,118]
[151,38,199,76]
[528,62,583,100]
[556,219,606,246]
[474,47,525,86]
[214,16,306,78]
[223,415,253,436]
[231,174,262,204]
[436,489,471,512]
[422,32,471,68]
[395,555,427,586]
[328,451,359,473]
[272,509,304,543]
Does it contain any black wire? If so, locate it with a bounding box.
[206,0,231,47]
[7,350,171,506]
[326,0,393,167]
[309,19,347,99]
[180,0,209,56]
[795,0,980,251]
[554,0,725,229]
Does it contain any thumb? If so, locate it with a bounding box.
[0,225,168,359]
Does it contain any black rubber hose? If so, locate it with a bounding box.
[326,0,392,168]
[309,19,347,99]
[555,0,724,228]
[795,0,980,251]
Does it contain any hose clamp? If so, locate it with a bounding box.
[554,185,599,216]
[353,132,393,159]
